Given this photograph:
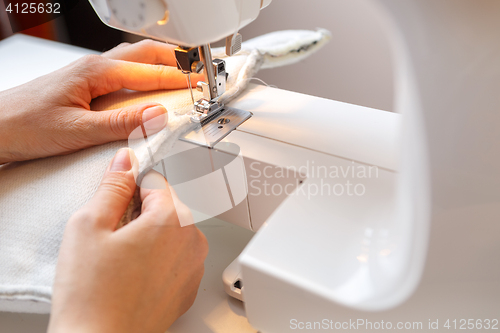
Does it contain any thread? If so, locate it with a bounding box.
[166,46,195,106]
[220,77,277,103]
[187,73,195,105]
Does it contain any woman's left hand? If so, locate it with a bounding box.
[0,39,203,164]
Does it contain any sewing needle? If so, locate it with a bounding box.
[187,72,195,105]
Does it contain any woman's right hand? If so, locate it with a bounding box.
[48,148,208,333]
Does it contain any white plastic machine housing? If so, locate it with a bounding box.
[88,0,271,47]
[1,0,498,331]
[233,1,500,332]
[88,2,500,329]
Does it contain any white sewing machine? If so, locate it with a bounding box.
[77,0,498,332]
[89,0,275,148]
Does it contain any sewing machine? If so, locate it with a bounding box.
[77,0,500,332]
[89,0,273,148]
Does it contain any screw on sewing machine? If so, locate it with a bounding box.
[217,118,230,124]
[233,279,242,290]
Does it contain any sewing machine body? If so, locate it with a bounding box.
[91,0,413,318]
[86,0,500,332]
[229,1,500,332]
[2,0,497,330]
[151,83,400,305]
[0,36,399,321]
[89,0,273,147]
[88,0,271,47]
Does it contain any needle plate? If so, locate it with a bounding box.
[180,107,252,148]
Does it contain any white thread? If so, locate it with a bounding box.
[220,77,277,102]
[166,45,194,100]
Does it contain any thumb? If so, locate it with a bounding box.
[81,104,168,145]
[85,148,139,230]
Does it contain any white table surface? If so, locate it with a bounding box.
[0,34,258,333]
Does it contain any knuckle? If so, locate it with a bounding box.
[99,175,135,197]
[68,209,91,224]
[157,64,170,76]
[187,289,199,307]
[171,202,194,226]
[137,39,165,64]
[181,225,208,260]
[177,203,192,220]
[117,42,131,48]
[155,65,171,87]
[164,207,182,226]
[138,39,156,49]
[108,108,142,137]
[199,229,209,248]
[68,209,100,229]
[197,231,209,258]
[79,54,104,68]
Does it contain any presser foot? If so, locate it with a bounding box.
[180,106,252,148]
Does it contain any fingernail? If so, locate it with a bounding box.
[110,148,132,172]
[143,105,168,131]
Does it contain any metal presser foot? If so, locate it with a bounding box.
[176,43,252,148]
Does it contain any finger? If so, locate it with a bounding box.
[78,55,204,98]
[102,39,179,66]
[94,61,204,97]
[137,170,194,227]
[138,170,178,226]
[78,103,168,145]
[165,182,195,227]
[111,42,131,50]
[83,148,138,230]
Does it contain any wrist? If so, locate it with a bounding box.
[48,320,111,333]
[48,309,128,333]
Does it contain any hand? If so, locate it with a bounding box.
[48,148,208,333]
[0,40,203,164]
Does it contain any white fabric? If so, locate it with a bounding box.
[0,29,330,313]
[94,29,332,178]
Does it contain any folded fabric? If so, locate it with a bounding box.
[0,29,330,313]
[93,29,332,180]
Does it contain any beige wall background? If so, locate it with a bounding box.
[239,0,394,112]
